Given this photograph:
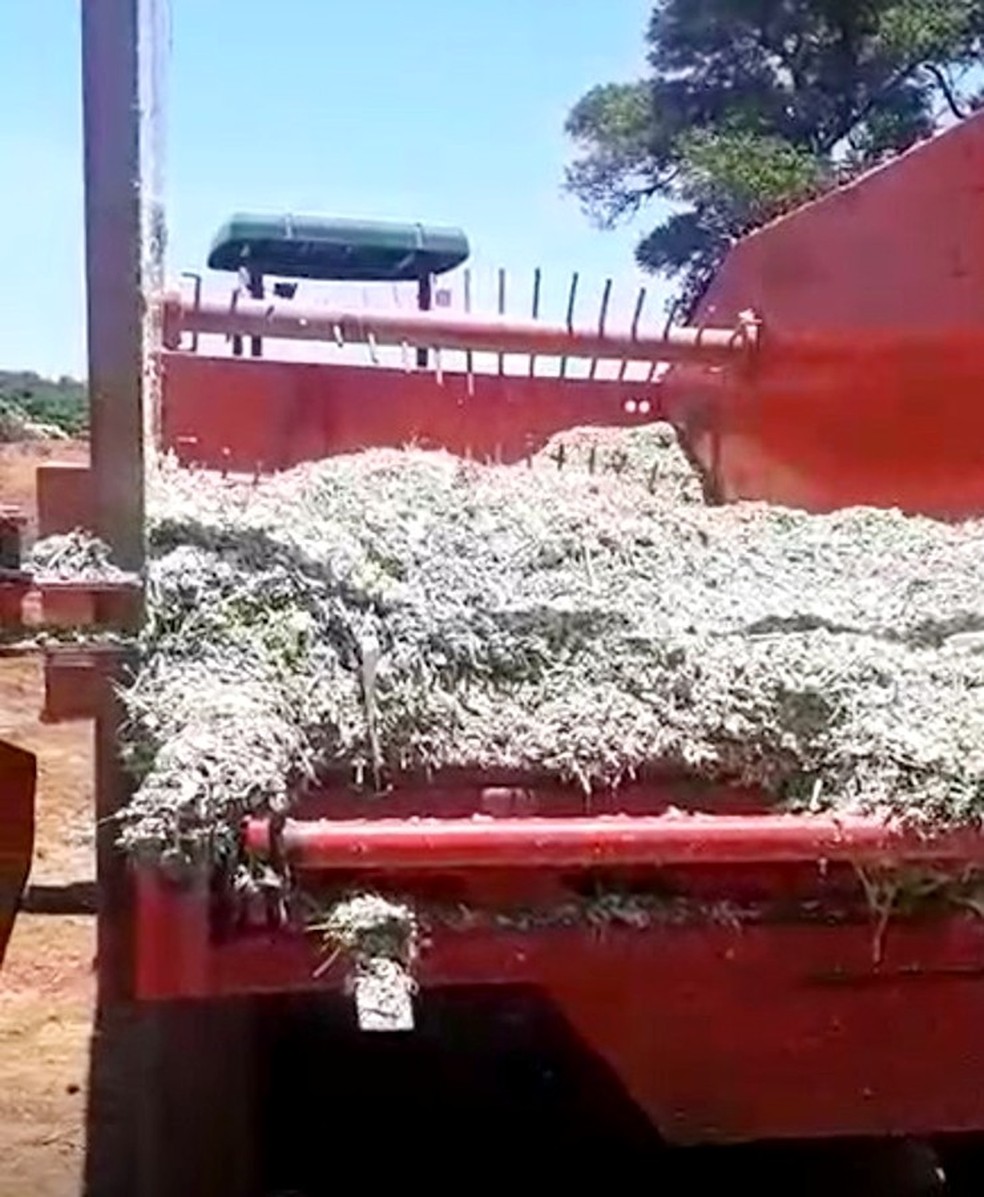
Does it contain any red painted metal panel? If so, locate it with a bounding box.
[666,332,984,516]
[161,353,664,471]
[35,580,141,629]
[41,648,118,723]
[705,116,984,337]
[137,793,984,1144]
[0,577,29,627]
[133,872,984,1144]
[677,110,984,516]
[293,774,771,820]
[0,741,36,968]
[546,919,984,1144]
[36,463,94,538]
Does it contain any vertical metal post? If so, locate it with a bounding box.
[463,268,473,387]
[588,278,612,381]
[559,271,579,380]
[81,0,160,998]
[416,272,432,368]
[81,11,263,1197]
[180,272,202,353]
[621,287,646,381]
[528,267,541,378]
[81,4,158,1195]
[247,267,264,358]
[497,267,506,376]
[82,0,158,574]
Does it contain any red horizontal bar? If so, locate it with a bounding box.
[164,293,754,366]
[244,814,984,871]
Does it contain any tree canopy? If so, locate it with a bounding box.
[566,1,984,314]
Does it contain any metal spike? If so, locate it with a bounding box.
[662,297,681,340]
[589,278,612,381]
[497,267,506,377]
[181,271,202,352]
[229,287,242,354]
[463,268,474,383]
[560,272,579,379]
[621,287,647,381]
[528,267,542,378]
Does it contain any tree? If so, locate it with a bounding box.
[0,371,88,437]
[566,1,984,314]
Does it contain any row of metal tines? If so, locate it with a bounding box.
[178,265,682,389]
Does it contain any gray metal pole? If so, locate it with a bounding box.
[81,0,161,575]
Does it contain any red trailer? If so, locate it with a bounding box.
[8,4,984,1194]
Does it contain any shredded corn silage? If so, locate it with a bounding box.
[31,423,984,868]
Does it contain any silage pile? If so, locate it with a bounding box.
[36,423,984,867]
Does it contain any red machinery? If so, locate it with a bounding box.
[8,6,984,1192]
[132,112,984,1147]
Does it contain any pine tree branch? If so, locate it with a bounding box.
[924,63,969,120]
[818,59,923,154]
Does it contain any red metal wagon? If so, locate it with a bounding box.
[8,6,984,1194]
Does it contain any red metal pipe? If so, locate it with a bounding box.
[243,814,984,871]
[163,292,755,366]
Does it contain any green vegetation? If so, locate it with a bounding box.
[566,1,984,315]
[0,370,87,438]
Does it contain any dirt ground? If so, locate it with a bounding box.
[0,441,95,1197]
[0,915,93,1197]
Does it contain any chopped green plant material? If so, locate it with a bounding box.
[310,892,418,1027]
[32,423,984,866]
[311,892,417,967]
[28,529,133,583]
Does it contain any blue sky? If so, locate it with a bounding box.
[0,0,663,378]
